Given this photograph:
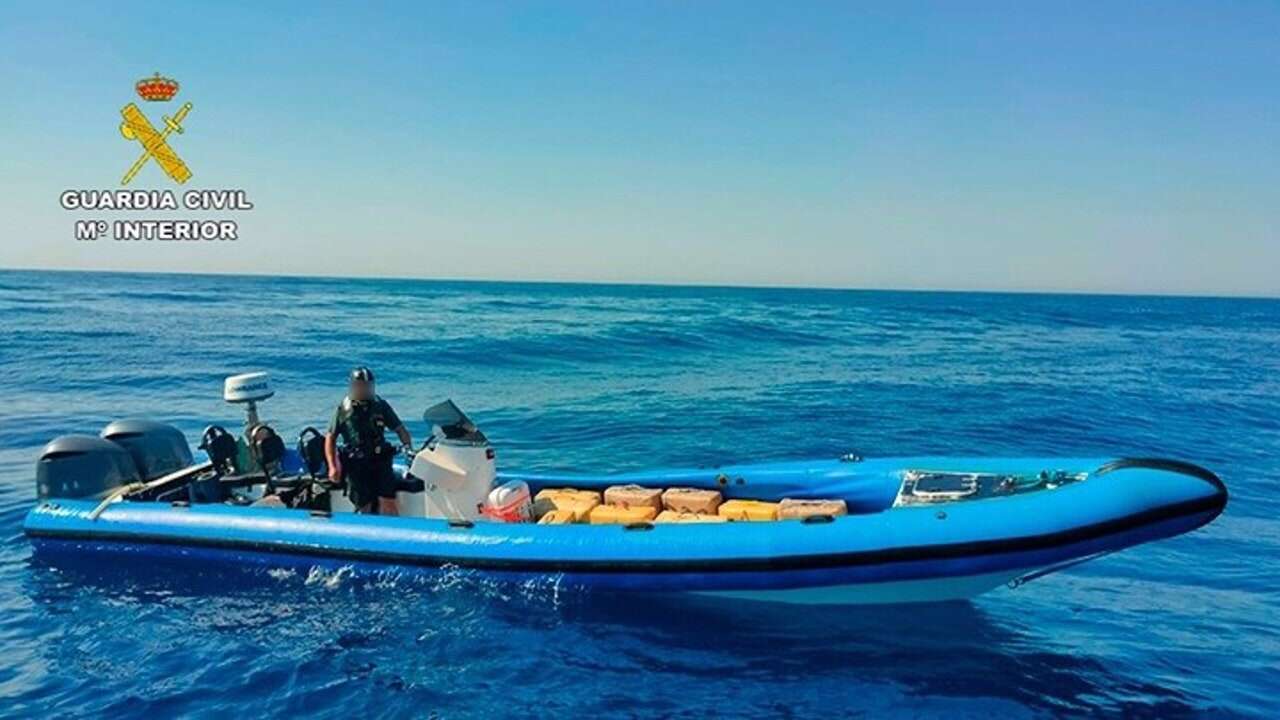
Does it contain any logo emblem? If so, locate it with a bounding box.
[119,73,193,186]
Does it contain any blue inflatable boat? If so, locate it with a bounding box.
[23,387,1227,605]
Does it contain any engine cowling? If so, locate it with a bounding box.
[101,419,193,480]
[404,439,496,519]
[401,400,496,519]
[36,435,142,500]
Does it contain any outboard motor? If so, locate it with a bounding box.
[100,419,193,481]
[404,400,496,520]
[36,435,142,500]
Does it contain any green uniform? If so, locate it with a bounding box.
[329,395,402,451]
[329,395,403,507]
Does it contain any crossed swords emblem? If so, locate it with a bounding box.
[119,101,194,185]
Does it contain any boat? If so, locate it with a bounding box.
[23,373,1227,605]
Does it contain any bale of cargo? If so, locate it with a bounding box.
[537,509,577,525]
[718,499,780,521]
[661,487,722,514]
[603,484,663,511]
[588,504,658,524]
[655,510,728,524]
[778,498,848,520]
[533,488,601,522]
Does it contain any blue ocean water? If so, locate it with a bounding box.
[0,269,1276,718]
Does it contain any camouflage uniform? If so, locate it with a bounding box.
[329,395,403,508]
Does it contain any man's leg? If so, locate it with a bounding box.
[346,455,376,513]
[376,458,399,516]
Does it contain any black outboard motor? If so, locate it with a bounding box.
[36,435,142,500]
[101,420,193,481]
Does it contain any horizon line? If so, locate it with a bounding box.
[1,264,1277,302]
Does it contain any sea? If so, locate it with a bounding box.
[0,269,1275,718]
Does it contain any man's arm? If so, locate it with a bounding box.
[382,399,412,450]
[394,424,412,450]
[324,432,341,482]
[325,404,343,482]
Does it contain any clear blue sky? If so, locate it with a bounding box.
[1,1,1276,295]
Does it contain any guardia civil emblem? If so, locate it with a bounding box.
[119,73,193,186]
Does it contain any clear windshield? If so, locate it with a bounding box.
[422,399,487,443]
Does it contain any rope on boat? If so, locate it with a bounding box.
[87,461,213,521]
[88,482,146,520]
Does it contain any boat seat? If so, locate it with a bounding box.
[247,424,286,479]
[198,425,238,475]
[296,427,328,478]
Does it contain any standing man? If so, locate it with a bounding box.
[324,366,413,515]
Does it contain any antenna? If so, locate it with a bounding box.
[223,372,274,430]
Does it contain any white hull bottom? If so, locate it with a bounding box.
[696,569,1027,605]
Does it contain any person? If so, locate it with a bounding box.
[324,366,413,515]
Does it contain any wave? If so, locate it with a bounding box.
[0,270,1277,718]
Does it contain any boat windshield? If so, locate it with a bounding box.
[422,399,488,443]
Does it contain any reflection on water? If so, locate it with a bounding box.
[23,550,1202,719]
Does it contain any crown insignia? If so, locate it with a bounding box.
[136,72,179,102]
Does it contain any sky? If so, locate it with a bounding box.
[0,1,1276,295]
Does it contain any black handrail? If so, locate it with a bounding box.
[1093,457,1227,496]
